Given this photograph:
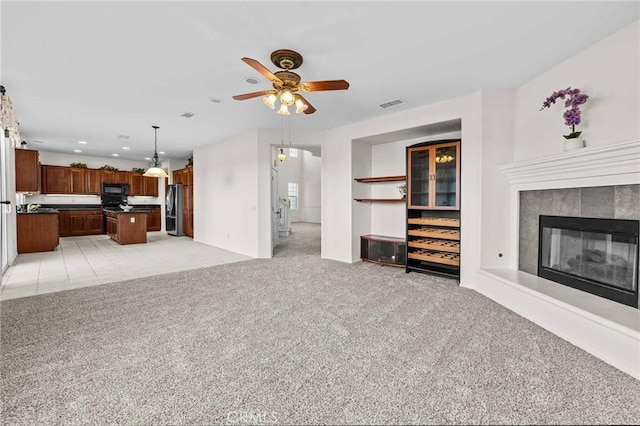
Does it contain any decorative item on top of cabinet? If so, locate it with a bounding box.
[353,175,407,203]
[15,148,40,192]
[406,139,461,278]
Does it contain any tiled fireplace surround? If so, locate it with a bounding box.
[476,140,640,379]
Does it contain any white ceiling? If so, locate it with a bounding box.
[1,1,638,162]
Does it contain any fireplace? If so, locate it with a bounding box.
[538,215,639,308]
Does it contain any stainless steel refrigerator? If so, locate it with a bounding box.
[166,183,185,236]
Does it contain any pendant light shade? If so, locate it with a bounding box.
[143,125,168,178]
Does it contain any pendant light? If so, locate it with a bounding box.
[278,116,286,162]
[143,125,169,178]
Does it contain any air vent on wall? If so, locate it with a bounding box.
[181,112,195,118]
[379,99,405,109]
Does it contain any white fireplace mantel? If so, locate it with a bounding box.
[474,139,640,379]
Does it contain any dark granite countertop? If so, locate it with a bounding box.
[103,208,151,214]
[17,208,59,215]
[39,204,161,211]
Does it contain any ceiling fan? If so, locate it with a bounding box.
[232,49,349,115]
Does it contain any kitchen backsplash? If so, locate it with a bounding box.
[23,194,162,205]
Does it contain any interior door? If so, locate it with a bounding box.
[0,129,10,274]
[271,168,279,250]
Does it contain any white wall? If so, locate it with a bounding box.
[514,20,640,161]
[194,130,272,259]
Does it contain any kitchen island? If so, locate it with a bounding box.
[105,209,148,245]
[17,209,60,253]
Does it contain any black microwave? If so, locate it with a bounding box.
[102,182,130,196]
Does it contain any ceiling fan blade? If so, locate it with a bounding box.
[296,94,316,114]
[232,90,275,101]
[302,80,350,92]
[241,57,282,83]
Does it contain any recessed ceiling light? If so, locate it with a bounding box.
[245,76,260,85]
[122,147,130,150]
[145,157,151,161]
[73,149,82,153]
[112,153,119,157]
[78,141,87,145]
[209,97,223,104]
[158,151,165,155]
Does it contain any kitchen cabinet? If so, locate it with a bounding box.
[102,170,128,184]
[41,165,70,194]
[64,210,103,236]
[106,211,147,245]
[406,139,461,278]
[129,172,144,196]
[173,167,194,237]
[144,176,158,197]
[146,209,161,231]
[15,148,40,192]
[69,168,87,194]
[17,212,59,253]
[86,169,102,195]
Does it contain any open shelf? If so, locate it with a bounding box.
[354,175,406,183]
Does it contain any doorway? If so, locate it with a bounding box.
[0,129,11,274]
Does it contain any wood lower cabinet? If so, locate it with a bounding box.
[15,149,40,192]
[360,235,406,267]
[59,210,103,236]
[17,213,59,253]
[106,211,147,245]
[146,209,161,231]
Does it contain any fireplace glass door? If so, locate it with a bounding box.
[538,215,639,307]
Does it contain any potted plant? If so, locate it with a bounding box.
[540,87,589,150]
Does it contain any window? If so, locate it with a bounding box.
[288,182,298,210]
[289,148,298,158]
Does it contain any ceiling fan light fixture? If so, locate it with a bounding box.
[280,90,295,106]
[295,98,308,114]
[263,93,277,109]
[143,125,168,178]
[277,104,290,116]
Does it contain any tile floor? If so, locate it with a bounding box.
[1,232,251,301]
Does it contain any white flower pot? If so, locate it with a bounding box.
[564,138,585,151]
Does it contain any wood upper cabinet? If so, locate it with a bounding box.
[15,149,40,192]
[69,168,87,194]
[86,169,102,195]
[41,165,70,194]
[129,173,144,196]
[407,141,460,210]
[144,176,158,197]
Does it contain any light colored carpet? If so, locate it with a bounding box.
[2,223,639,425]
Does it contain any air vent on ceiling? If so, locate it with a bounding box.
[117,134,130,139]
[31,140,45,144]
[379,99,405,109]
[181,112,196,118]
